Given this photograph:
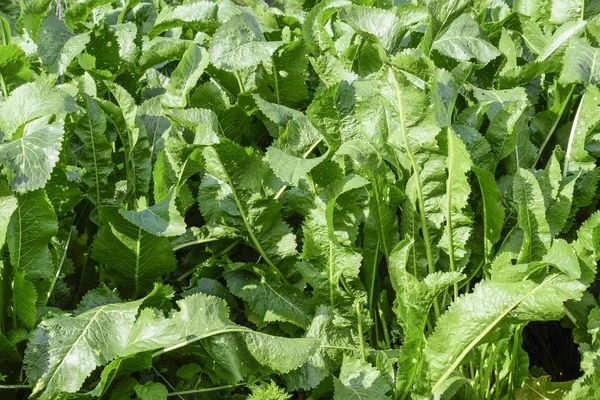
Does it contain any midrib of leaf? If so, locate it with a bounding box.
[272,56,281,105]
[134,228,141,298]
[12,204,23,327]
[445,129,458,300]
[563,91,586,177]
[213,155,288,284]
[151,327,271,357]
[87,116,101,207]
[389,68,438,316]
[518,176,535,262]
[329,239,334,307]
[430,274,558,394]
[261,278,309,324]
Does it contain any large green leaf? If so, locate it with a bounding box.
[432,15,500,64]
[119,188,186,237]
[0,81,76,140]
[92,208,177,298]
[37,15,90,75]
[209,14,283,71]
[424,274,586,395]
[24,300,143,400]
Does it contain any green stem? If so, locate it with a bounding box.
[378,303,391,346]
[329,240,335,308]
[356,302,367,362]
[234,70,245,94]
[172,237,219,252]
[446,128,459,301]
[175,239,241,282]
[390,68,440,318]
[42,229,72,308]
[0,385,31,389]
[272,57,281,105]
[167,384,244,396]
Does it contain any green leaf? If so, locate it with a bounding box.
[0,81,76,140]
[225,268,313,329]
[561,38,600,85]
[266,146,326,186]
[74,94,114,206]
[135,381,168,400]
[0,117,64,192]
[472,167,505,258]
[209,14,283,71]
[0,44,32,94]
[424,274,586,395]
[285,306,357,390]
[149,2,218,38]
[564,86,600,176]
[333,355,391,400]
[536,20,586,62]
[37,15,90,76]
[432,14,500,64]
[24,299,143,400]
[7,189,57,328]
[565,307,600,399]
[339,4,426,54]
[120,188,186,237]
[0,177,17,247]
[92,208,177,298]
[513,168,552,262]
[200,140,297,277]
[162,45,209,108]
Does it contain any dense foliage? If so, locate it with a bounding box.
[0,0,600,399]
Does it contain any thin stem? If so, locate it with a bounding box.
[329,240,335,308]
[0,385,31,389]
[175,239,241,282]
[446,128,459,301]
[534,85,575,167]
[563,91,585,177]
[378,303,391,347]
[167,384,244,396]
[356,303,367,362]
[153,366,185,400]
[172,237,219,252]
[234,70,245,94]
[42,229,73,308]
[272,57,281,105]
[390,68,440,318]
